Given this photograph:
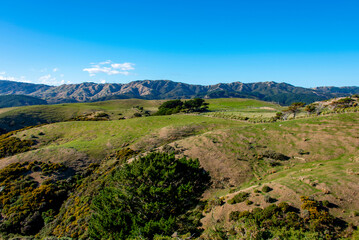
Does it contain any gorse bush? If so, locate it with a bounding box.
[0,137,34,159]
[228,198,347,239]
[0,161,72,235]
[228,192,250,204]
[88,152,211,239]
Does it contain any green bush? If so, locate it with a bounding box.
[264,195,276,203]
[262,185,272,193]
[228,192,250,204]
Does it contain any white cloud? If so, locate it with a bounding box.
[53,68,59,72]
[0,75,15,81]
[0,73,32,83]
[111,62,135,71]
[39,74,51,83]
[60,74,65,77]
[83,60,135,77]
[100,79,106,84]
[83,67,120,76]
[38,74,59,85]
[99,60,112,65]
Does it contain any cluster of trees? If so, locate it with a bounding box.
[275,96,359,121]
[88,152,211,239]
[155,98,209,115]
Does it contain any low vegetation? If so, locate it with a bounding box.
[227,197,348,239]
[0,161,71,237]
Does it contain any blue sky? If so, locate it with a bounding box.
[0,0,358,87]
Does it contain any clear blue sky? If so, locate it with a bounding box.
[0,0,358,87]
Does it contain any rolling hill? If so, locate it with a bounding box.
[0,97,358,239]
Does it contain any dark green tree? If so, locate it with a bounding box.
[156,99,183,115]
[155,98,209,115]
[183,98,209,113]
[89,153,211,239]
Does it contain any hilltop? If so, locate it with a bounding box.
[1,79,359,105]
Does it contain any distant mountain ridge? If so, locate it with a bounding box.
[0,79,358,105]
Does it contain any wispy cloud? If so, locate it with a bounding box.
[38,74,53,84]
[83,60,135,77]
[38,74,71,85]
[0,72,32,83]
[111,62,135,71]
[53,68,59,72]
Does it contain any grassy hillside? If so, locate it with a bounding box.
[0,98,280,132]
[0,99,164,132]
[0,95,47,108]
[0,98,358,239]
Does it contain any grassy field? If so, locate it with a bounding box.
[204,98,284,121]
[13,114,246,159]
[0,98,283,132]
[0,99,165,132]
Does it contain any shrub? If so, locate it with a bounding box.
[262,185,272,193]
[322,200,330,208]
[204,197,225,213]
[262,150,290,161]
[114,148,138,163]
[264,195,276,203]
[278,202,290,213]
[245,200,253,205]
[228,192,250,204]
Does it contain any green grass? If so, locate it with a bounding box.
[16,114,248,159]
[206,98,282,111]
[0,99,165,132]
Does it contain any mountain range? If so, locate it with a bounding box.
[1,79,359,105]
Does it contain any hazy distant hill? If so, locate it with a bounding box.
[0,95,47,108]
[1,79,358,105]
